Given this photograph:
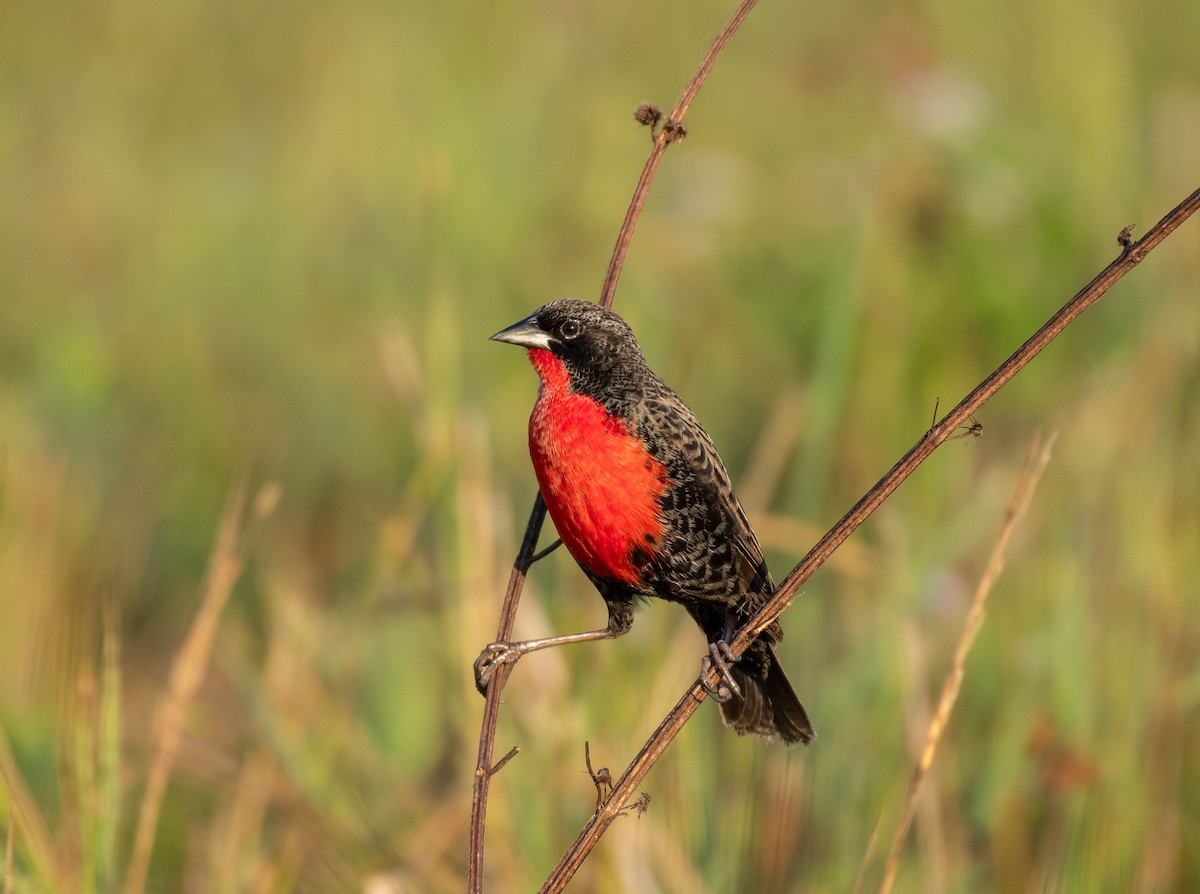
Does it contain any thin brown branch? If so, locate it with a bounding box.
[4,795,12,894]
[538,186,1200,892]
[468,494,547,893]
[585,741,614,810]
[739,188,1200,647]
[468,1,760,889]
[489,746,521,778]
[877,432,1057,894]
[528,538,563,564]
[598,0,759,309]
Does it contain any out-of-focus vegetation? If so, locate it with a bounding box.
[1,0,1198,891]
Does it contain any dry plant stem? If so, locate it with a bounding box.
[468,494,547,894]
[539,186,1200,892]
[123,478,250,894]
[490,746,521,777]
[852,813,886,894]
[877,433,1058,894]
[598,0,759,309]
[0,731,57,890]
[4,804,11,894]
[469,1,760,890]
[747,186,1200,649]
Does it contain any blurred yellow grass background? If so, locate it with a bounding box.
[1,0,1198,891]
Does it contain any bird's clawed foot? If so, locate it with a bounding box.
[474,641,524,694]
[699,640,742,703]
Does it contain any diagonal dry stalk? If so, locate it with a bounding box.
[597,0,760,310]
[536,186,1200,892]
[122,478,254,894]
[874,432,1058,894]
[4,794,11,894]
[467,1,760,891]
[0,729,58,891]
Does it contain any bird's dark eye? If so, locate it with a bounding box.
[560,319,581,340]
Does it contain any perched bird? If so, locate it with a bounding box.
[479,299,814,744]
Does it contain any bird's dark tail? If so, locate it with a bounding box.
[719,645,815,745]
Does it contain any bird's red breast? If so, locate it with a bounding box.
[526,347,671,586]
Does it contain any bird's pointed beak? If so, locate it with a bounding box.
[490,312,553,350]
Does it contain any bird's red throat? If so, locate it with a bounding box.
[525,348,671,586]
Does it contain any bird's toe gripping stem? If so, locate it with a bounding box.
[699,640,742,703]
[474,641,524,694]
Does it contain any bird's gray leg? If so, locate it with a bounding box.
[698,615,742,703]
[474,601,634,694]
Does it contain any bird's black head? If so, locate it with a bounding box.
[490,299,651,399]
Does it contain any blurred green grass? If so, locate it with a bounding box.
[1,0,1198,891]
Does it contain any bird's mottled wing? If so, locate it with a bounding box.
[625,382,779,640]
